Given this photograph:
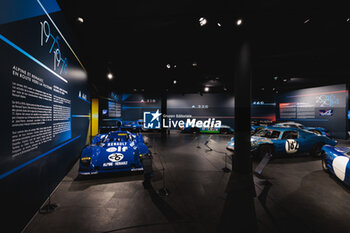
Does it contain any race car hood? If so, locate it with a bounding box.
[250,136,273,147]
[334,147,350,155]
[82,141,137,169]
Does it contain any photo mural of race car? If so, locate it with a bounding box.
[79,130,149,175]
[226,126,337,157]
[321,145,350,186]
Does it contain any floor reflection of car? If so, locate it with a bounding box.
[227,126,337,157]
[322,145,350,186]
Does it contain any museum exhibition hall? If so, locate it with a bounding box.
[1,0,350,233]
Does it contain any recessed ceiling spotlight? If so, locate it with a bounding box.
[215,77,220,80]
[283,78,288,82]
[261,87,265,91]
[173,64,177,68]
[217,22,221,27]
[192,62,197,67]
[273,76,278,80]
[133,88,137,92]
[347,18,350,22]
[77,17,84,23]
[223,87,227,91]
[199,17,207,26]
[204,87,209,92]
[166,64,171,69]
[107,72,113,80]
[173,80,177,84]
[236,18,243,26]
[304,19,310,24]
[272,87,276,91]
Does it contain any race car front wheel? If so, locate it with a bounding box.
[321,152,329,173]
[258,145,273,158]
[311,143,324,157]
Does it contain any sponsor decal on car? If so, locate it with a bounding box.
[106,147,117,152]
[108,153,124,162]
[103,161,128,167]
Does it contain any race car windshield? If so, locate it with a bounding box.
[254,129,280,139]
[103,133,131,142]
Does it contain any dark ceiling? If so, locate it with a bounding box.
[57,0,350,99]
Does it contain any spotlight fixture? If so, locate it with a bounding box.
[223,87,227,91]
[173,64,177,68]
[283,78,288,82]
[304,19,310,24]
[261,87,265,91]
[236,18,243,26]
[192,62,197,67]
[217,22,221,27]
[173,80,177,84]
[166,64,171,69]
[77,17,84,23]
[133,88,137,92]
[107,72,113,80]
[273,76,278,80]
[347,18,350,22]
[204,87,209,92]
[199,17,207,26]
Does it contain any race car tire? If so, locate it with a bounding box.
[258,145,273,158]
[311,143,324,157]
[220,128,228,134]
[193,127,200,134]
[321,151,329,173]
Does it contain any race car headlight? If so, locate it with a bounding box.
[80,157,91,167]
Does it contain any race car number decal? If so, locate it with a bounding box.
[285,139,299,154]
[108,153,124,162]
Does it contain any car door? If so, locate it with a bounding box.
[280,130,302,154]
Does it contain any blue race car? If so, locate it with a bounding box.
[272,122,329,137]
[226,126,337,157]
[321,145,350,186]
[79,130,149,175]
[180,125,234,134]
[122,119,144,131]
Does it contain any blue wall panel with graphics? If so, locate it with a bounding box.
[0,0,90,231]
[277,84,348,139]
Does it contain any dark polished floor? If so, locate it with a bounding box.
[24,132,350,233]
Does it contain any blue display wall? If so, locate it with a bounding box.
[0,0,90,231]
[277,84,348,139]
